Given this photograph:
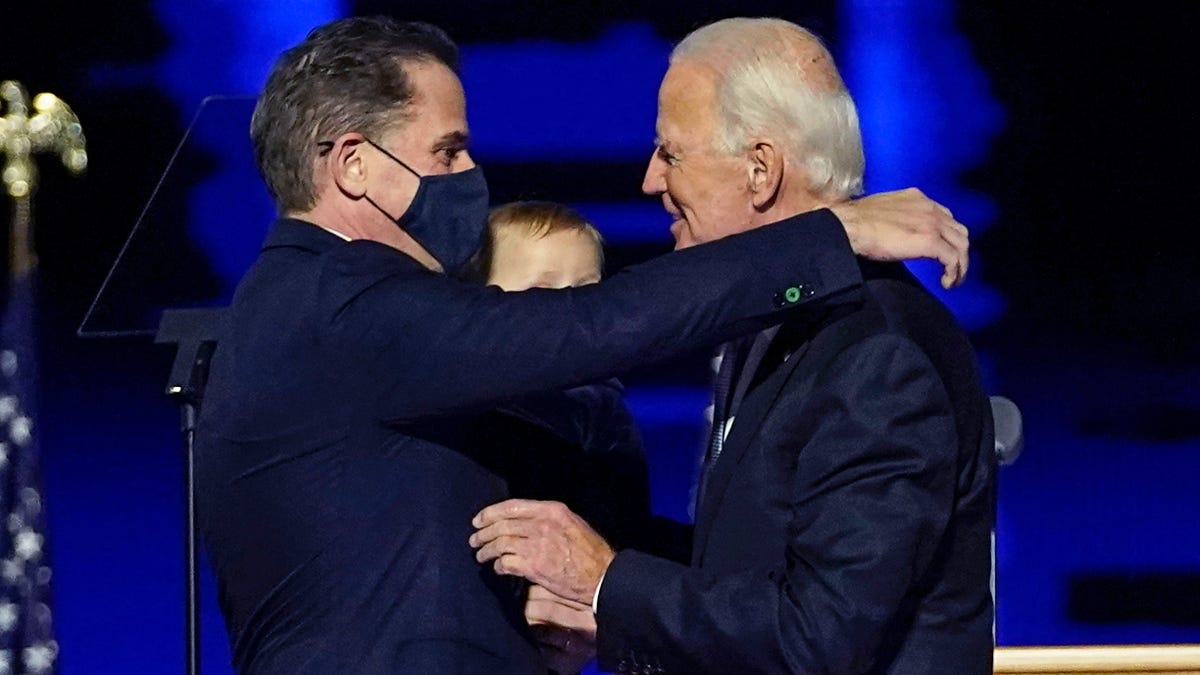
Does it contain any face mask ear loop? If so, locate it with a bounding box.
[362,137,424,226]
[364,137,421,178]
[363,193,401,223]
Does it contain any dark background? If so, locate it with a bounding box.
[3,1,1197,672]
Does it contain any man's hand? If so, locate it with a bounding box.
[470,499,615,605]
[829,188,969,289]
[527,585,597,675]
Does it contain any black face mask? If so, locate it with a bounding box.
[363,138,490,273]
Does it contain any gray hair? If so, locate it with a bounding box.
[250,17,460,213]
[671,17,865,199]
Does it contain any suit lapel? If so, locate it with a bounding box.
[728,326,780,420]
[692,331,813,562]
[689,302,885,564]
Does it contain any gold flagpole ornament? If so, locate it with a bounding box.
[0,80,87,276]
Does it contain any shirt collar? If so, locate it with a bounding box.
[260,218,346,253]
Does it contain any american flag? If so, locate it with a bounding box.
[0,271,56,674]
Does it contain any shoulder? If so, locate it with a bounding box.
[321,240,434,289]
[317,243,501,320]
[791,307,946,404]
[825,331,940,384]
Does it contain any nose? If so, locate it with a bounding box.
[459,150,477,171]
[642,149,666,195]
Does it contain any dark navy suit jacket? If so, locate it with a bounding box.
[195,211,864,674]
[502,380,693,563]
[500,380,652,551]
[597,261,996,675]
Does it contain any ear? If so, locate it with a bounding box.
[326,132,369,198]
[747,139,784,210]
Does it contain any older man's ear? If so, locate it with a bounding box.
[748,139,784,210]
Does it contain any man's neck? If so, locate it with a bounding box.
[286,203,443,272]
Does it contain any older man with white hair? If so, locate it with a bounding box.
[473,17,995,674]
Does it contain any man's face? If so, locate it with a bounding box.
[643,61,757,250]
[487,229,602,291]
[368,60,474,217]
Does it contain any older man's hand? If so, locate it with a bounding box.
[830,187,970,289]
[470,499,615,605]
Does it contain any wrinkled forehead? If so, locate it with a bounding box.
[656,60,721,146]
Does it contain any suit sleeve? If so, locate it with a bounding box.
[323,209,862,421]
[595,334,958,675]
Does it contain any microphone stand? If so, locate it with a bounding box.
[155,307,227,675]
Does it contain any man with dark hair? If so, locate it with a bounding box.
[197,15,973,674]
[250,19,462,214]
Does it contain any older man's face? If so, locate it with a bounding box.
[643,61,757,250]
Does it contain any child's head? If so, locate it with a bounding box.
[469,201,605,291]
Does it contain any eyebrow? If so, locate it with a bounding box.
[434,130,470,149]
[655,135,680,152]
[655,142,678,162]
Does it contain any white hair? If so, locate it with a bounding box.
[671,17,865,199]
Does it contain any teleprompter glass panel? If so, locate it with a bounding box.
[79,96,274,337]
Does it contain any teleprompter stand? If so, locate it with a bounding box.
[155,307,227,675]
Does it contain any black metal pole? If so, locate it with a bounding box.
[180,400,201,675]
[156,307,226,675]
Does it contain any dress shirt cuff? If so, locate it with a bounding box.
[592,569,607,614]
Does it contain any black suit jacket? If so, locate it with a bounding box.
[597,261,996,675]
[505,380,693,563]
[500,379,653,551]
[195,211,864,674]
